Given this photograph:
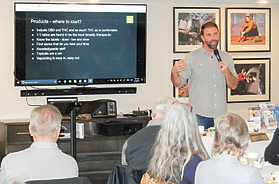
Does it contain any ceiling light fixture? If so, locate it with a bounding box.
[89,0,99,2]
[257,0,268,4]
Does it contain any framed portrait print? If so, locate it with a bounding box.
[173,60,189,101]
[226,8,271,52]
[227,58,270,103]
[173,7,220,53]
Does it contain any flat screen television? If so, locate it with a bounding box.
[14,3,146,86]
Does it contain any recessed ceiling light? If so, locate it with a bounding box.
[257,0,268,4]
[89,0,99,2]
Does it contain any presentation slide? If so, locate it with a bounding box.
[18,12,138,79]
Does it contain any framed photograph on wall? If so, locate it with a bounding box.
[226,8,271,52]
[227,58,270,103]
[173,60,189,101]
[173,7,220,53]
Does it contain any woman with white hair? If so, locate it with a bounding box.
[195,113,264,184]
[140,102,209,184]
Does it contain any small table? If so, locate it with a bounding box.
[261,163,279,183]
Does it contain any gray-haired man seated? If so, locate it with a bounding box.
[0,105,78,184]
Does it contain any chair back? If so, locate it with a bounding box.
[25,177,91,184]
[107,164,147,184]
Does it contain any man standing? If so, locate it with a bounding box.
[171,22,238,129]
[0,105,78,184]
[121,97,176,169]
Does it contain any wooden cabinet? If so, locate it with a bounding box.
[0,116,150,184]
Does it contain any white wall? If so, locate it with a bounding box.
[0,0,278,120]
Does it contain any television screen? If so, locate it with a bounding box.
[14,3,146,86]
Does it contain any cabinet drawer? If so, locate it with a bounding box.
[58,138,128,154]
[7,125,32,143]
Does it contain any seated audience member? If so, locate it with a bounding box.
[121,97,177,169]
[264,127,279,165]
[195,113,264,184]
[140,102,209,184]
[0,105,78,184]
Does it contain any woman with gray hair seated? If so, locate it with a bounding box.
[140,102,209,184]
[195,113,264,184]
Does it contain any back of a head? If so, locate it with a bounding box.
[160,103,207,158]
[148,103,208,183]
[30,105,62,140]
[151,97,177,117]
[213,113,249,155]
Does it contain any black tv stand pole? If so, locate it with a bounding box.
[70,102,81,160]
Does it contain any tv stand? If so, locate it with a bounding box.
[20,87,136,97]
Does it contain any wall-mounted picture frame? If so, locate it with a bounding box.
[173,7,220,53]
[173,60,189,101]
[226,8,271,52]
[227,58,270,103]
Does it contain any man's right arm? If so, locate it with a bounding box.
[171,59,187,87]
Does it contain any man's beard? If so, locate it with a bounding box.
[205,40,218,49]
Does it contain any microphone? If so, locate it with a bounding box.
[214,49,222,62]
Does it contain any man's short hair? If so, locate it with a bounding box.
[30,105,62,139]
[200,22,218,36]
